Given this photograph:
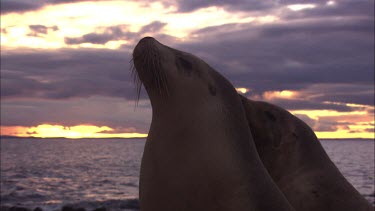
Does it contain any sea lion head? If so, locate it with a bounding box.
[132,37,237,114]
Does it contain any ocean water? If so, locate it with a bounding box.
[0,138,374,210]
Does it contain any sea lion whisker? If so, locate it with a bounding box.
[158,55,169,97]
[151,52,161,91]
[130,56,143,107]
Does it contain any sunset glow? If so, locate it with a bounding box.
[1,124,148,139]
[287,4,316,11]
[263,90,297,100]
[290,109,374,139]
[236,87,250,94]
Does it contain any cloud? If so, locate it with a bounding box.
[175,0,339,13]
[0,0,43,14]
[282,1,374,20]
[259,17,373,37]
[0,0,105,14]
[314,120,341,132]
[263,98,355,112]
[65,21,166,45]
[317,114,373,124]
[2,10,373,111]
[293,115,357,133]
[312,89,374,106]
[139,21,167,34]
[28,24,59,37]
[364,128,374,133]
[175,14,374,107]
[175,0,374,19]
[1,48,140,100]
[175,0,277,13]
[294,114,316,128]
[0,97,152,132]
[65,25,135,45]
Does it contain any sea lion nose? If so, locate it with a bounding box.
[133,37,157,59]
[140,36,156,43]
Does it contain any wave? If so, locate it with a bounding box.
[0,199,140,211]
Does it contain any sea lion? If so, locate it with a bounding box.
[239,95,373,211]
[132,37,294,211]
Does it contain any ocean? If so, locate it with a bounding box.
[1,138,374,210]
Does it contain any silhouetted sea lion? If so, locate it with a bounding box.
[240,95,373,211]
[132,37,294,211]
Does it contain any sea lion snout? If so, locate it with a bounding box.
[132,37,170,98]
[133,37,157,60]
[140,36,156,42]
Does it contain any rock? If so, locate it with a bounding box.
[33,207,43,211]
[125,199,139,209]
[0,205,11,211]
[61,206,86,211]
[92,207,106,211]
[9,207,31,211]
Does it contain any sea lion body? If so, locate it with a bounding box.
[133,37,294,211]
[240,95,373,211]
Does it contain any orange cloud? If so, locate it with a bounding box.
[291,109,374,139]
[263,90,298,100]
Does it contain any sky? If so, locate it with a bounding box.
[0,0,374,139]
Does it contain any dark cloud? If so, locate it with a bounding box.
[285,84,375,107]
[317,115,373,126]
[175,0,374,19]
[367,107,375,115]
[65,25,135,45]
[282,1,374,20]
[30,25,48,34]
[176,14,374,107]
[65,21,166,45]
[1,48,139,100]
[260,17,373,37]
[263,98,355,112]
[364,128,374,133]
[175,0,276,13]
[28,25,59,37]
[0,0,103,14]
[294,114,316,128]
[0,0,43,14]
[175,0,334,13]
[314,121,340,132]
[312,119,352,132]
[0,97,152,132]
[139,21,167,34]
[312,91,374,107]
[50,0,88,3]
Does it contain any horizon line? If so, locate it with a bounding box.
[0,135,374,141]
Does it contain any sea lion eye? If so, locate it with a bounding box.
[178,57,192,70]
[265,111,277,121]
